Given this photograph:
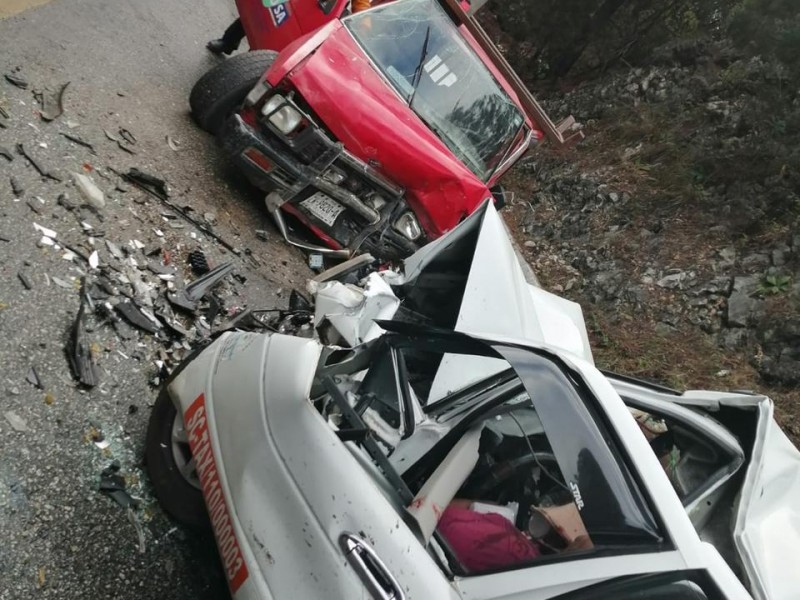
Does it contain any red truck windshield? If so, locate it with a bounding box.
[345,0,525,182]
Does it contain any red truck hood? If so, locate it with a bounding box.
[286,25,490,238]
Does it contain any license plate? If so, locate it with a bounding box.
[300,193,345,227]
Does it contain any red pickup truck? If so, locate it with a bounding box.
[191,0,579,258]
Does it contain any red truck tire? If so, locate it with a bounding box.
[190,50,277,135]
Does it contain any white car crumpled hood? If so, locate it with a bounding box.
[310,200,593,402]
[734,397,800,600]
[404,200,592,402]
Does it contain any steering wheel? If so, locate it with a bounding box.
[469,452,562,528]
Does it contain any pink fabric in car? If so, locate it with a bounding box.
[438,506,541,572]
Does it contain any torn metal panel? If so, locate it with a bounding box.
[399,201,593,403]
[314,273,400,346]
[734,397,800,600]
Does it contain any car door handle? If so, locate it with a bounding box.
[339,532,406,600]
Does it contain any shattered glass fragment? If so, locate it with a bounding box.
[26,366,44,389]
[99,465,140,509]
[72,172,105,209]
[51,276,73,289]
[4,411,29,432]
[33,222,57,239]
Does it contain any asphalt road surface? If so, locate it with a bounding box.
[0,1,310,598]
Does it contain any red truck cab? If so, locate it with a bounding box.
[192,0,578,258]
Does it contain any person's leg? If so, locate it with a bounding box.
[207,18,245,55]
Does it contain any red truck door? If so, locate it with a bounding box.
[235,0,348,52]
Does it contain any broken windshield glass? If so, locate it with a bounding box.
[345,0,525,181]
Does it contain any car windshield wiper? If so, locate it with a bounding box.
[408,25,431,107]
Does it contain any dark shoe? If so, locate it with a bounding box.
[206,38,235,56]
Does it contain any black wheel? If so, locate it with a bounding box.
[189,50,277,135]
[146,388,209,529]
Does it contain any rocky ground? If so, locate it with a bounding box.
[501,37,800,443]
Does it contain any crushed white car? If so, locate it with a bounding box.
[146,202,800,600]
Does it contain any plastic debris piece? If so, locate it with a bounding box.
[18,272,33,290]
[62,250,77,262]
[39,82,70,121]
[65,119,79,128]
[187,249,209,275]
[17,143,61,181]
[60,132,96,154]
[26,366,44,389]
[4,411,29,432]
[67,278,100,387]
[166,135,180,151]
[0,145,13,161]
[10,176,24,197]
[130,239,145,250]
[4,72,28,89]
[33,222,57,239]
[99,465,140,509]
[116,301,161,333]
[168,262,234,312]
[72,172,105,209]
[88,251,99,270]
[255,229,269,242]
[153,228,164,237]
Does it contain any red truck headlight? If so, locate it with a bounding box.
[261,94,303,135]
[393,212,422,241]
